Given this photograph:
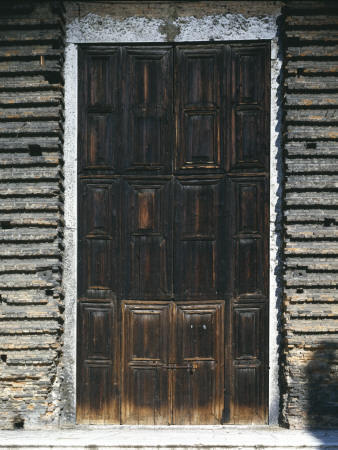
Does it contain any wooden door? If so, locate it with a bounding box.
[77,43,270,425]
[121,301,224,425]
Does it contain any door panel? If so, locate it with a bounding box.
[175,46,225,172]
[78,179,118,300]
[122,47,173,173]
[122,302,170,425]
[232,303,268,423]
[78,49,119,174]
[77,302,115,424]
[174,178,225,299]
[235,238,264,296]
[121,179,172,300]
[174,302,224,424]
[229,46,269,172]
[227,177,269,303]
[77,43,270,425]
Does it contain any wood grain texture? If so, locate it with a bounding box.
[77,43,270,425]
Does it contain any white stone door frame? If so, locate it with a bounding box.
[62,2,283,426]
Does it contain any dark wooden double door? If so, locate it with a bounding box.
[77,43,270,424]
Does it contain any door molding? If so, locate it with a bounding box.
[62,5,282,426]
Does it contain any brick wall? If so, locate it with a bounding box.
[0,1,65,428]
[282,0,338,428]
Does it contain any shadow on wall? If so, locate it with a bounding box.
[307,341,338,429]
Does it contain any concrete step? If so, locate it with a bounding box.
[0,427,338,450]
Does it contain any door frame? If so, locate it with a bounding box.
[62,5,283,426]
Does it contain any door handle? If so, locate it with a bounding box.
[161,363,199,373]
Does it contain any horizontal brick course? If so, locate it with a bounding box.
[282,0,338,428]
[0,0,64,429]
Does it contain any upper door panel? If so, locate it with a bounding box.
[78,47,120,175]
[122,47,173,174]
[229,45,270,172]
[175,45,227,173]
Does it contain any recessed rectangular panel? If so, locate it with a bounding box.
[233,48,266,104]
[238,55,259,104]
[123,367,169,425]
[83,51,118,108]
[182,311,213,359]
[132,57,162,107]
[173,363,220,425]
[80,304,112,360]
[235,238,263,297]
[89,310,111,359]
[84,113,115,169]
[123,302,170,362]
[187,56,216,105]
[242,56,259,103]
[132,186,161,233]
[236,110,262,163]
[84,239,112,291]
[87,185,111,235]
[234,309,258,359]
[77,300,115,424]
[84,364,113,423]
[129,306,169,361]
[178,47,221,107]
[187,113,216,163]
[137,189,156,230]
[78,180,118,300]
[138,236,169,297]
[81,183,114,237]
[132,114,161,165]
[176,302,223,368]
[78,48,119,174]
[238,184,258,233]
[181,183,216,237]
[88,57,110,107]
[177,111,221,171]
[180,240,216,296]
[177,303,223,361]
[131,311,161,360]
[233,365,265,424]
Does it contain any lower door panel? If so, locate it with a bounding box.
[121,301,224,425]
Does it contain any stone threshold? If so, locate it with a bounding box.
[0,426,338,450]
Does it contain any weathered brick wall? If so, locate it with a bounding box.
[0,1,65,429]
[282,0,338,428]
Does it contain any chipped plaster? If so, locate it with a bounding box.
[66,12,280,43]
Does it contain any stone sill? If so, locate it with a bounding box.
[0,426,338,449]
